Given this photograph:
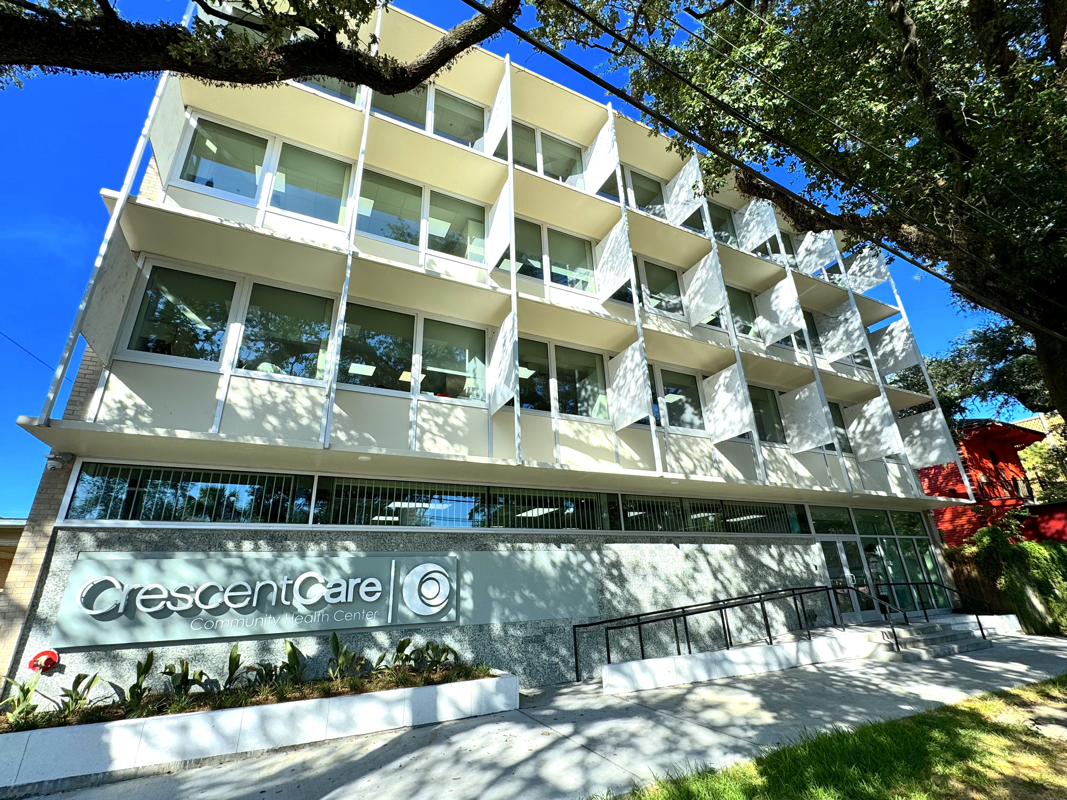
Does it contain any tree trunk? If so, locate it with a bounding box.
[1033,330,1067,422]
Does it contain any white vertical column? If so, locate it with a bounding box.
[502,56,520,463]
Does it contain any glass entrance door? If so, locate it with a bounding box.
[819,538,881,623]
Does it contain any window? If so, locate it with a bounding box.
[629,171,666,218]
[270,144,351,225]
[828,401,854,454]
[645,364,661,425]
[661,370,704,430]
[727,286,759,338]
[795,310,823,355]
[433,90,484,149]
[428,192,485,263]
[517,338,551,412]
[356,170,421,246]
[548,229,595,292]
[679,208,706,234]
[236,284,334,380]
[891,511,927,537]
[707,203,737,247]
[421,319,486,401]
[337,304,415,392]
[853,508,894,536]
[597,173,621,202]
[511,122,538,171]
[555,346,608,419]
[809,505,855,535]
[300,77,360,104]
[128,267,235,362]
[749,385,787,444]
[643,261,684,316]
[179,119,267,199]
[541,134,584,188]
[371,86,427,127]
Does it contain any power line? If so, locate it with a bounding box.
[0,330,74,384]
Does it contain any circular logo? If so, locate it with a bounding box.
[402,563,452,616]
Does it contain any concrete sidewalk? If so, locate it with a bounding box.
[42,634,1067,800]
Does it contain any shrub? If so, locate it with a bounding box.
[126,651,155,709]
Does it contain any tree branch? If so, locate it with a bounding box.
[685,0,736,19]
[1042,0,1067,68]
[190,0,270,34]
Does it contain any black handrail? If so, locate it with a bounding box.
[874,580,988,640]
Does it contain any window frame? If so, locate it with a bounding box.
[414,311,490,409]
[651,362,709,435]
[621,165,666,218]
[290,78,366,108]
[747,381,790,448]
[510,117,589,190]
[635,255,687,321]
[551,341,612,424]
[333,297,419,400]
[368,84,489,154]
[724,283,762,341]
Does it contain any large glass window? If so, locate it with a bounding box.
[555,346,608,419]
[337,303,415,392]
[300,77,360,104]
[629,171,666,218]
[661,370,704,430]
[796,310,823,355]
[727,286,759,338]
[517,338,551,412]
[644,262,684,316]
[513,219,545,279]
[371,86,427,128]
[828,401,854,454]
[891,511,927,537]
[179,119,267,200]
[270,144,351,225]
[541,134,584,188]
[356,170,421,246]
[749,385,787,444]
[853,508,894,537]
[129,268,235,362]
[236,284,334,380]
[809,505,855,535]
[512,122,538,171]
[433,90,484,149]
[421,319,486,401]
[707,203,738,247]
[548,229,594,292]
[428,192,485,263]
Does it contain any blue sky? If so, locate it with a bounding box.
[0,0,998,518]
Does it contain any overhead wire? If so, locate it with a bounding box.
[0,330,74,384]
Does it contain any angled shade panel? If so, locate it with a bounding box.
[897,408,957,469]
[843,396,904,462]
[594,215,633,304]
[607,341,651,432]
[734,199,778,253]
[702,363,756,443]
[484,177,513,272]
[868,319,921,376]
[754,274,804,345]
[847,247,891,294]
[81,226,141,360]
[796,231,839,276]
[682,249,728,329]
[486,312,518,415]
[664,156,703,227]
[813,300,867,362]
[780,383,835,454]
[149,74,186,184]
[582,115,619,198]
[484,65,510,159]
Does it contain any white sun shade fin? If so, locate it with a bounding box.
[796,231,840,276]
[682,249,728,329]
[754,274,804,345]
[898,408,958,469]
[843,395,904,462]
[149,74,186,185]
[594,215,633,304]
[664,156,704,227]
[582,115,619,197]
[81,226,141,360]
[734,199,779,253]
[702,363,756,443]
[780,383,835,454]
[868,319,922,377]
[813,300,867,362]
[485,177,513,271]
[484,67,510,158]
[608,341,651,432]
[487,312,518,415]
[847,246,891,294]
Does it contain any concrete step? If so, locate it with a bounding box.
[874,629,987,648]
[861,622,963,643]
[872,637,994,662]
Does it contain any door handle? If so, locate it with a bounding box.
[845,573,856,587]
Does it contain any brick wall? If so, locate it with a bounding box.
[138,155,163,202]
[61,346,104,422]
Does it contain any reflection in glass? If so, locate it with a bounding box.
[727,286,759,338]
[661,370,703,430]
[879,537,918,611]
[129,267,235,361]
[541,134,584,188]
[270,144,351,225]
[555,346,608,419]
[237,284,333,379]
[517,338,551,412]
[512,122,538,171]
[421,319,485,400]
[300,77,361,104]
[891,511,927,537]
[428,192,485,263]
[809,505,855,535]
[853,508,893,537]
[707,202,738,247]
[179,119,267,199]
[828,402,854,454]
[433,90,484,149]
[820,541,854,614]
[337,304,415,392]
[548,229,594,292]
[916,539,952,607]
[630,171,666,217]
[899,538,937,609]
[749,385,787,445]
[371,86,427,127]
[644,262,684,315]
[356,170,421,245]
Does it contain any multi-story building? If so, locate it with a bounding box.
[1,7,974,687]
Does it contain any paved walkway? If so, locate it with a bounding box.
[44,634,1067,800]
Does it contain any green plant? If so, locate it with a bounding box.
[415,641,458,673]
[247,661,279,687]
[280,640,306,684]
[58,673,101,719]
[328,632,359,681]
[126,651,155,708]
[0,672,44,724]
[223,643,246,690]
[162,660,208,699]
[373,637,415,677]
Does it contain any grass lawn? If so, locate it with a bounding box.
[610,674,1067,800]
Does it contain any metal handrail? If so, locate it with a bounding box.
[874,580,988,640]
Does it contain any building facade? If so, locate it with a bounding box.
[4,8,972,688]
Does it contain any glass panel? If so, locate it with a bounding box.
[315,478,486,526]
[891,511,927,537]
[852,349,873,369]
[541,134,584,188]
[727,286,759,338]
[722,501,808,534]
[548,229,595,292]
[809,505,855,535]
[680,208,705,233]
[622,496,687,531]
[842,540,875,611]
[517,338,551,412]
[707,202,737,247]
[820,541,854,614]
[749,385,787,445]
[828,402,854,454]
[644,262,684,316]
[179,119,267,199]
[555,345,608,419]
[337,303,415,392]
[428,192,485,263]
[433,90,484,149]
[515,219,544,279]
[597,173,620,202]
[356,170,421,246]
[853,508,893,537]
[661,370,704,430]
[237,284,334,379]
[270,144,351,225]
[629,171,666,217]
[899,538,937,609]
[421,319,486,401]
[879,537,917,611]
[128,267,235,362]
[801,310,823,355]
[861,537,893,612]
[645,364,660,426]
[371,86,427,127]
[513,122,538,171]
[487,488,611,529]
[300,77,360,104]
[916,539,952,607]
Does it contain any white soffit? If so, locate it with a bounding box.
[813,299,867,363]
[734,199,778,253]
[702,363,756,443]
[608,340,651,432]
[682,249,728,330]
[594,214,633,304]
[484,177,513,271]
[869,319,922,376]
[149,74,186,184]
[843,395,904,462]
[847,247,891,294]
[484,65,510,162]
[81,226,141,360]
[796,230,839,276]
[780,383,835,454]
[664,156,703,227]
[487,311,518,415]
[898,407,958,468]
[582,114,619,197]
[754,274,804,345]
